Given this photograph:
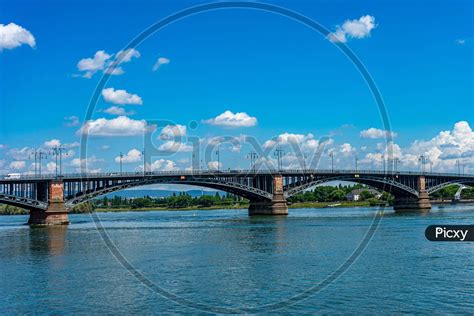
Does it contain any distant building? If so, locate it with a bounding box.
[346,189,382,201]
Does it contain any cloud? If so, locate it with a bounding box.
[0,144,6,149]
[148,159,178,171]
[101,145,111,150]
[64,115,80,127]
[0,23,36,51]
[103,106,135,116]
[77,116,152,137]
[207,161,222,170]
[159,124,187,140]
[115,48,140,64]
[46,162,57,173]
[340,143,356,156]
[204,110,257,128]
[455,39,466,45]
[9,161,26,170]
[152,57,170,71]
[360,127,397,139]
[329,15,376,43]
[158,141,193,152]
[43,139,61,148]
[76,48,140,78]
[70,156,104,172]
[77,50,112,78]
[115,149,142,163]
[102,87,143,105]
[359,121,474,172]
[8,147,31,160]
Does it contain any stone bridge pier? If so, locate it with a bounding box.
[393,176,431,212]
[248,175,288,216]
[28,180,69,226]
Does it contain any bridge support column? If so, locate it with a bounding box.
[28,181,69,226]
[248,175,288,216]
[393,176,431,212]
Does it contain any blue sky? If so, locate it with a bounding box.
[0,0,473,174]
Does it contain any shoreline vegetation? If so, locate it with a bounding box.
[1,184,473,216]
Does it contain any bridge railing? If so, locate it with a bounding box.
[1,169,472,181]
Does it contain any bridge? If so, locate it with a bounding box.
[1,169,473,225]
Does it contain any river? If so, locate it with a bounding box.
[0,205,473,314]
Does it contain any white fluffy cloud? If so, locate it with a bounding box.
[360,121,474,172]
[76,48,140,78]
[0,23,36,51]
[70,156,103,172]
[159,124,187,140]
[204,110,257,128]
[340,143,356,156]
[360,127,397,139]
[116,149,142,163]
[9,160,26,170]
[207,161,222,170]
[102,88,143,105]
[43,139,61,148]
[77,116,151,137]
[103,106,135,116]
[148,159,178,171]
[329,15,376,43]
[152,57,170,71]
[116,48,141,64]
[158,141,193,153]
[77,50,112,78]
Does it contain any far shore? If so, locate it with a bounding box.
[2,200,473,216]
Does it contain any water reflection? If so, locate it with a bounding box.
[29,226,67,256]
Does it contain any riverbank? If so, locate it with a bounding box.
[0,200,380,215]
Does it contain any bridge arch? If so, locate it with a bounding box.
[427,179,474,195]
[64,177,273,208]
[0,194,48,212]
[283,175,419,198]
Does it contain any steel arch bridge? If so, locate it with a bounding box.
[1,169,473,224]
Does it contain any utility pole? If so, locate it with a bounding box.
[50,145,67,177]
[142,148,146,176]
[30,149,47,176]
[274,147,284,171]
[383,154,386,173]
[456,159,461,175]
[394,158,400,172]
[247,151,258,171]
[329,151,334,173]
[216,149,220,171]
[419,154,427,174]
[119,152,123,173]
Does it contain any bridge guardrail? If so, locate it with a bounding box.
[1,169,473,181]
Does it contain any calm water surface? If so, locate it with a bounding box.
[0,205,473,314]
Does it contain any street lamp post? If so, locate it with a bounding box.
[119,152,123,173]
[30,149,48,176]
[216,149,220,172]
[247,151,258,171]
[274,147,284,171]
[329,152,334,173]
[142,148,146,176]
[394,158,400,172]
[419,154,427,174]
[50,145,67,177]
[355,155,358,172]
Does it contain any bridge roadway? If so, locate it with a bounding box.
[1,169,473,225]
